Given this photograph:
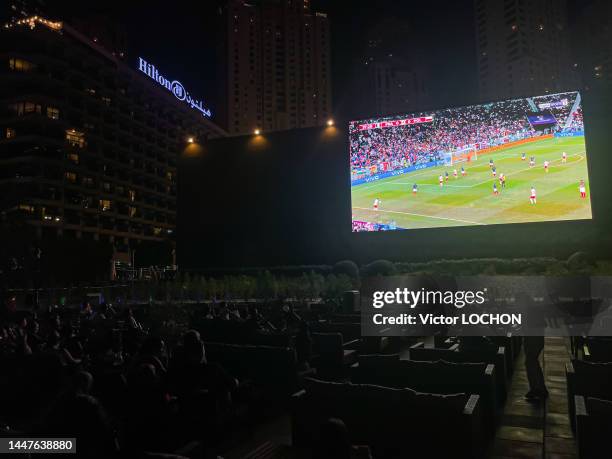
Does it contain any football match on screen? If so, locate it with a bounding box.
[350,91,591,231]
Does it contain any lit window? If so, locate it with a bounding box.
[82,177,94,187]
[18,204,34,213]
[8,102,41,116]
[64,172,77,183]
[101,96,111,106]
[128,190,136,202]
[24,102,41,114]
[46,107,60,120]
[66,153,79,164]
[6,127,16,139]
[129,206,137,217]
[9,58,35,72]
[66,129,86,148]
[153,227,162,236]
[103,182,111,191]
[99,199,112,211]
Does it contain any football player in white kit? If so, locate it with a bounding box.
[373,198,381,210]
[544,160,549,172]
[439,175,444,186]
[530,186,537,205]
[562,151,567,163]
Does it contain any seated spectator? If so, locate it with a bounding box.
[124,307,142,330]
[27,320,43,352]
[315,418,372,459]
[80,302,96,321]
[46,330,80,367]
[72,370,94,395]
[125,363,174,454]
[100,302,117,319]
[244,306,264,333]
[46,393,119,459]
[135,335,168,378]
[169,330,237,400]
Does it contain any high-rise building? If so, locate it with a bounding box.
[474,0,578,101]
[356,18,429,117]
[218,0,332,135]
[0,16,226,276]
[572,0,612,86]
[366,56,428,117]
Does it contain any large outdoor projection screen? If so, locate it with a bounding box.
[350,91,592,232]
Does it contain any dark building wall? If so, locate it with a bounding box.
[178,125,351,269]
[179,91,612,271]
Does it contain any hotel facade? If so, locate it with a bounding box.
[0,16,226,278]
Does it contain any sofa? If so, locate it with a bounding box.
[409,342,508,403]
[566,359,612,433]
[575,395,612,459]
[291,377,485,459]
[350,355,499,438]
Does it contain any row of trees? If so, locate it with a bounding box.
[7,253,605,308]
[132,271,356,304]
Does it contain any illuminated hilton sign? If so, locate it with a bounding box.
[138,57,212,118]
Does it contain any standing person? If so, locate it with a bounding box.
[519,290,548,402]
[579,179,586,198]
[524,336,548,401]
[412,183,418,195]
[530,186,537,205]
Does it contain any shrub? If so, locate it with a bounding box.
[567,251,594,271]
[333,260,360,279]
[362,259,397,277]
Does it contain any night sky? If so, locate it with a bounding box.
[50,0,481,121]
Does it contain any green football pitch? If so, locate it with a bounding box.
[351,136,592,229]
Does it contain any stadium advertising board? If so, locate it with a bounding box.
[350,91,591,231]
